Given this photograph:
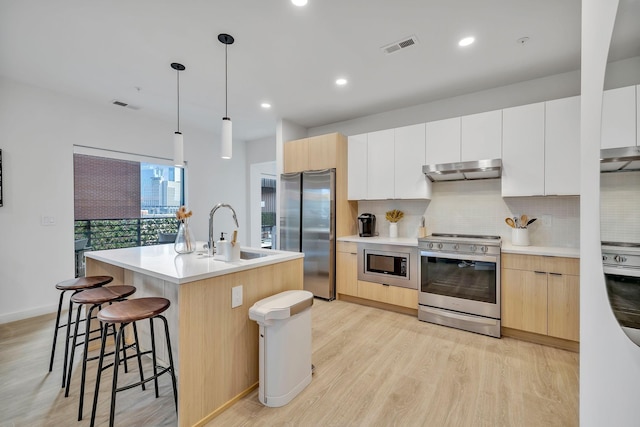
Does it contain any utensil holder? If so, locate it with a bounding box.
[512,228,530,246]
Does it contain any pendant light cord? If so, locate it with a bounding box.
[225,44,228,118]
[176,69,180,132]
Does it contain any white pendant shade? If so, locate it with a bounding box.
[221,118,232,159]
[174,131,184,166]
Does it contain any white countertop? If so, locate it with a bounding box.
[501,242,580,258]
[337,235,419,246]
[85,243,304,285]
[338,234,580,258]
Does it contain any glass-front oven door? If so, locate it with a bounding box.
[420,250,500,319]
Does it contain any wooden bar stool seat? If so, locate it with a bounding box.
[65,285,139,420]
[90,297,178,427]
[49,275,113,388]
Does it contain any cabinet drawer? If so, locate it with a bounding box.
[357,280,417,309]
[337,241,357,254]
[502,253,579,275]
[357,280,388,302]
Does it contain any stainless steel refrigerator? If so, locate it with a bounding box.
[280,169,335,300]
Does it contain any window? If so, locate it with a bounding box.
[73,150,185,271]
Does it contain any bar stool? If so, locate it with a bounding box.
[90,297,178,427]
[64,285,139,420]
[49,275,113,387]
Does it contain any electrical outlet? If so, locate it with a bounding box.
[542,214,552,227]
[232,285,243,308]
[41,215,56,226]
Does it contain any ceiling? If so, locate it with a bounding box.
[0,0,638,142]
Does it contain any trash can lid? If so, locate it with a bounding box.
[249,290,314,322]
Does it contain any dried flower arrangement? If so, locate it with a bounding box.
[385,209,404,223]
[176,206,193,223]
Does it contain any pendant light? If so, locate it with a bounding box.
[218,33,234,159]
[171,62,186,166]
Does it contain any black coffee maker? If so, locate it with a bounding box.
[358,213,376,237]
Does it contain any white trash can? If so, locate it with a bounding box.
[248,290,314,407]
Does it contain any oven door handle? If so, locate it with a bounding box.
[420,250,498,263]
[420,306,499,326]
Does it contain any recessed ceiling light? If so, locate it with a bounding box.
[458,36,475,47]
[335,78,348,86]
[261,102,271,109]
[291,0,307,6]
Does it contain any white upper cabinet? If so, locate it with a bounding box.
[502,102,545,197]
[461,110,502,161]
[347,133,368,200]
[394,123,430,199]
[425,117,461,164]
[545,96,580,195]
[601,85,637,149]
[367,129,395,200]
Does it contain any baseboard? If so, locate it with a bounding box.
[501,327,580,352]
[338,294,418,317]
[0,304,59,324]
[193,382,259,426]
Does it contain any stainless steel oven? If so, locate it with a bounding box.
[358,243,418,289]
[602,242,640,346]
[418,234,501,338]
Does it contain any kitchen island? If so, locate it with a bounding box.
[85,244,304,427]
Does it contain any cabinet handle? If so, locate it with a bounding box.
[382,283,390,287]
[549,272,563,276]
[534,271,547,275]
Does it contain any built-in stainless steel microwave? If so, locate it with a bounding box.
[357,243,418,289]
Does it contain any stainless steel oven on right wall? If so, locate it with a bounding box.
[418,234,502,338]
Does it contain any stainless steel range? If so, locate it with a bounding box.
[418,233,501,338]
[602,241,640,346]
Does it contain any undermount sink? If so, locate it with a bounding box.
[239,250,270,260]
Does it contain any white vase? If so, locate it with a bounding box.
[389,222,398,238]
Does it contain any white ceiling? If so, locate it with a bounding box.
[0,0,638,142]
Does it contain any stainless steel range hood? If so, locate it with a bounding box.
[422,159,502,182]
[601,146,640,172]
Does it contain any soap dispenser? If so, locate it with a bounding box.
[216,232,228,258]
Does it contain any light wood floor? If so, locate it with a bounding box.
[0,300,578,427]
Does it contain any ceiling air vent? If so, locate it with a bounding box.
[110,99,140,110]
[381,35,419,55]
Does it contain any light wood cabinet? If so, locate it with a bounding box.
[357,280,417,309]
[501,253,579,342]
[461,110,502,162]
[601,85,636,149]
[336,242,358,297]
[367,129,395,199]
[283,139,309,173]
[394,123,430,199]
[425,117,461,164]
[283,133,339,173]
[545,96,580,195]
[347,134,367,200]
[502,102,546,197]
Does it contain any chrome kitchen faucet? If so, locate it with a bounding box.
[208,203,239,256]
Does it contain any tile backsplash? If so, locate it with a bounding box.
[359,178,581,247]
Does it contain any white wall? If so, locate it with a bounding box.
[581,1,640,425]
[0,76,247,322]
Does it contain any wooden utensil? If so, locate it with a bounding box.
[520,214,528,227]
[505,218,516,228]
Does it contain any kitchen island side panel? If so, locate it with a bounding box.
[178,258,304,427]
